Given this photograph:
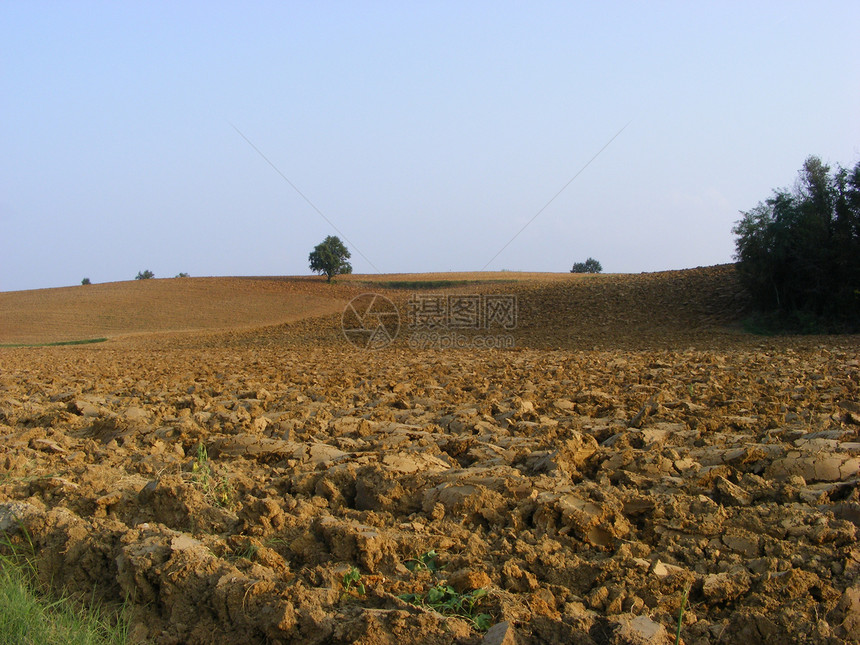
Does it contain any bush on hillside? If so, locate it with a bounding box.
[570,258,602,274]
[135,270,155,280]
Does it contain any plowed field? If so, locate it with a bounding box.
[1,266,858,644]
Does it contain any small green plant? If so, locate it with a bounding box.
[674,583,691,645]
[190,443,234,508]
[81,277,91,285]
[341,567,365,596]
[404,550,442,573]
[174,272,190,278]
[400,584,491,631]
[134,270,154,280]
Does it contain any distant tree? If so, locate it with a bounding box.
[733,155,860,331]
[81,277,91,285]
[135,270,155,280]
[571,258,602,274]
[175,272,190,278]
[309,235,352,282]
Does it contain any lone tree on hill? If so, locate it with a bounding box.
[135,270,155,280]
[309,235,352,282]
[571,258,602,274]
[733,155,860,331]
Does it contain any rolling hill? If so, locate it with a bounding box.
[1,265,750,349]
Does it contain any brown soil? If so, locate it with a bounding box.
[1,266,858,644]
[0,277,350,345]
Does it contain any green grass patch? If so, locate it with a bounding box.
[227,539,259,563]
[0,338,108,348]
[0,533,131,645]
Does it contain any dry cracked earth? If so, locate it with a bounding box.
[1,267,859,645]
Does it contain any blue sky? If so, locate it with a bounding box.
[2,1,858,291]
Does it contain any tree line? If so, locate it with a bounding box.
[733,155,860,332]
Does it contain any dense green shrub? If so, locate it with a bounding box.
[733,156,860,331]
[135,270,154,280]
[570,258,602,274]
[81,278,91,285]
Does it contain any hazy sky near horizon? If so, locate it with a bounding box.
[2,2,858,292]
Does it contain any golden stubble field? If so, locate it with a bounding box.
[1,266,859,644]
